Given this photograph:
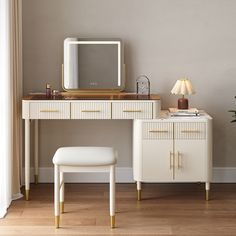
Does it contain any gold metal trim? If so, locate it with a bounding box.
[81,110,101,112]
[123,110,142,112]
[34,175,38,184]
[181,130,200,133]
[206,190,209,201]
[110,215,115,228]
[177,151,181,169]
[149,130,168,133]
[25,190,29,201]
[169,152,174,170]
[60,202,64,213]
[40,110,60,112]
[55,216,60,228]
[137,190,141,201]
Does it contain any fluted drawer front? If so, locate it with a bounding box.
[71,102,111,119]
[29,102,70,119]
[112,102,152,119]
[143,122,173,140]
[175,122,206,140]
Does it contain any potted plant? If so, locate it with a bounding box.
[229,96,236,122]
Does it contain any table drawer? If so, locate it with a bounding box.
[71,102,111,119]
[29,102,70,119]
[174,122,206,140]
[143,122,173,139]
[112,102,153,119]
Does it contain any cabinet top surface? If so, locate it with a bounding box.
[22,93,160,101]
[157,110,213,120]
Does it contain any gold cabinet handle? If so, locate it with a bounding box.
[149,130,169,133]
[123,110,142,112]
[40,110,59,112]
[177,151,181,169]
[181,130,200,133]
[81,110,101,112]
[169,152,174,169]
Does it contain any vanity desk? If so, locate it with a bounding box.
[22,93,161,200]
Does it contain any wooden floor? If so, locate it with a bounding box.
[1,183,236,235]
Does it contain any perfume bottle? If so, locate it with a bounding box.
[46,83,51,97]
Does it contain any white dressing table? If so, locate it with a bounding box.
[22,93,212,201]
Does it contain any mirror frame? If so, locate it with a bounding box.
[62,38,125,93]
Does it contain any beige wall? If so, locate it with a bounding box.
[23,0,236,168]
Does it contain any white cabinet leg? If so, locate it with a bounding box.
[34,120,39,184]
[60,172,64,213]
[54,165,60,228]
[110,165,115,228]
[205,182,210,201]
[25,119,30,200]
[137,181,141,201]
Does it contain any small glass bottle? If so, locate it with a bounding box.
[46,83,51,97]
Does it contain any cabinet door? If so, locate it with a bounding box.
[142,122,173,181]
[174,122,207,182]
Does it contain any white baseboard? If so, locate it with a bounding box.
[21,167,236,184]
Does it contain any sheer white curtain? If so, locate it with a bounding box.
[0,0,23,218]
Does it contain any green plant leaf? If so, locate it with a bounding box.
[229,110,236,113]
[231,119,236,122]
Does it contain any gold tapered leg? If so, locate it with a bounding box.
[206,190,209,201]
[137,190,141,201]
[34,175,38,184]
[60,202,64,213]
[25,190,29,201]
[55,216,60,228]
[110,215,115,228]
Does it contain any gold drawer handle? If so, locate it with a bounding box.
[149,130,169,133]
[123,110,142,112]
[181,130,200,133]
[169,152,174,169]
[81,110,101,112]
[177,151,181,169]
[40,110,60,112]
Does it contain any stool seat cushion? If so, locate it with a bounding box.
[52,147,116,166]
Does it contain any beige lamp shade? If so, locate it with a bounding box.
[171,79,195,95]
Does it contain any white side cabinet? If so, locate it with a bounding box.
[133,112,212,200]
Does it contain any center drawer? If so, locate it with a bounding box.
[71,102,111,119]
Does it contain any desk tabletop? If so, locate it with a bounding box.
[22,93,161,101]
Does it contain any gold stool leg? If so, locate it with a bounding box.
[137,190,141,201]
[25,190,29,201]
[110,215,115,228]
[60,202,64,213]
[34,175,38,184]
[55,216,60,228]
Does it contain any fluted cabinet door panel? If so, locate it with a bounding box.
[29,102,70,119]
[71,102,111,119]
[112,102,153,119]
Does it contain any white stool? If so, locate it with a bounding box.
[52,147,116,229]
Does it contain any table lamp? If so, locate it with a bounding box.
[171,79,195,109]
